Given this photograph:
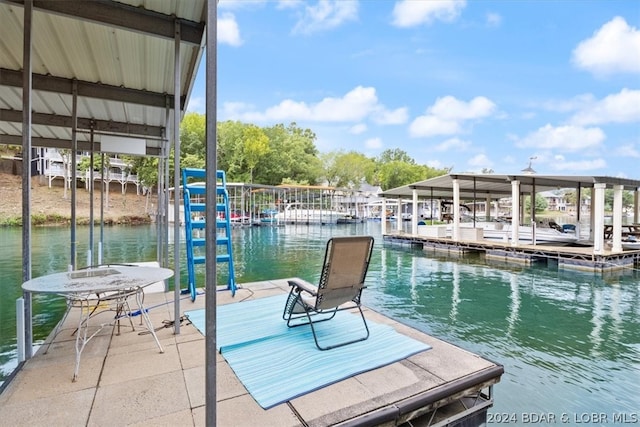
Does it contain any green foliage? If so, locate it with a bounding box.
[172,115,448,191]
[133,157,160,188]
[525,194,548,213]
[181,112,206,159]
[77,155,110,173]
[242,125,270,182]
[321,151,374,189]
[377,148,415,165]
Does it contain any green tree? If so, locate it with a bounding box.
[217,120,246,179]
[525,194,548,213]
[604,189,634,211]
[258,123,321,185]
[181,112,206,159]
[321,150,373,189]
[377,148,415,164]
[242,125,270,183]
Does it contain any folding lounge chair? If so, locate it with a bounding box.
[282,235,374,350]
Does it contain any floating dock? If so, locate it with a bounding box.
[383,231,640,273]
[0,279,503,426]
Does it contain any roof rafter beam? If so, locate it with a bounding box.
[408,185,511,196]
[3,0,204,45]
[0,134,161,156]
[0,108,164,138]
[1,68,185,109]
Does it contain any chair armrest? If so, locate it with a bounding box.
[287,279,317,296]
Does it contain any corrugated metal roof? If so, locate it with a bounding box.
[0,0,206,155]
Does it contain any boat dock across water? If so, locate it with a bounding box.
[383,230,640,273]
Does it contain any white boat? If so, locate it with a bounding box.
[607,237,640,251]
[275,203,347,225]
[445,219,579,246]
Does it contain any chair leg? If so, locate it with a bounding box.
[308,306,370,351]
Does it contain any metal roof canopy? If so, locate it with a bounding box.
[3,0,213,403]
[381,173,640,200]
[0,0,206,155]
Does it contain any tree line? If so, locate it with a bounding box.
[130,112,450,192]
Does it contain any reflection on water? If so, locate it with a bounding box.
[1,223,639,417]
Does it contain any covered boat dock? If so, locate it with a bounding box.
[380,174,640,272]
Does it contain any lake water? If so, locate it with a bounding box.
[1,223,639,423]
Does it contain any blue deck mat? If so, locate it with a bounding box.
[185,294,431,409]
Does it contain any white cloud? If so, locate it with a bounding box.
[221,101,256,119]
[365,137,383,149]
[541,94,596,113]
[572,16,640,75]
[410,115,461,137]
[551,158,607,172]
[219,0,267,10]
[425,159,445,169]
[222,86,407,124]
[187,96,205,113]
[614,144,640,158]
[468,154,492,168]
[277,0,304,9]
[392,0,466,28]
[515,124,606,152]
[429,96,496,120]
[570,89,640,126]
[350,123,367,134]
[292,0,359,35]
[218,13,243,47]
[372,107,409,125]
[434,137,471,152]
[409,96,497,137]
[486,12,502,28]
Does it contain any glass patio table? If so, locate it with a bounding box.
[22,264,174,381]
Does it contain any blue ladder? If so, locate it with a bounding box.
[182,168,236,300]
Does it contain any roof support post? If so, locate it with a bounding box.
[452,178,460,241]
[411,188,418,235]
[634,188,639,224]
[88,127,95,266]
[381,198,387,234]
[21,0,33,360]
[163,98,171,272]
[485,195,491,221]
[593,183,606,255]
[611,184,624,253]
[172,18,182,335]
[531,179,536,245]
[396,199,403,232]
[71,81,78,269]
[99,148,105,265]
[511,180,520,246]
[575,185,583,239]
[206,1,219,425]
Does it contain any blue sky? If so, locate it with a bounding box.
[187,0,640,178]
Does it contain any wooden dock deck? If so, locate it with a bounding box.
[0,279,503,427]
[383,231,640,273]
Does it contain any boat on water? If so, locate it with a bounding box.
[433,217,579,246]
[275,203,347,225]
[461,221,578,245]
[256,209,280,226]
[607,236,640,251]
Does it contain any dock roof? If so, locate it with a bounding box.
[381,173,640,200]
[0,0,206,155]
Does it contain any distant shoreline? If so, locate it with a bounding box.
[0,172,156,227]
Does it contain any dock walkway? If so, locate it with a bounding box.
[0,280,502,426]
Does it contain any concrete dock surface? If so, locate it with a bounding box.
[0,279,502,426]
